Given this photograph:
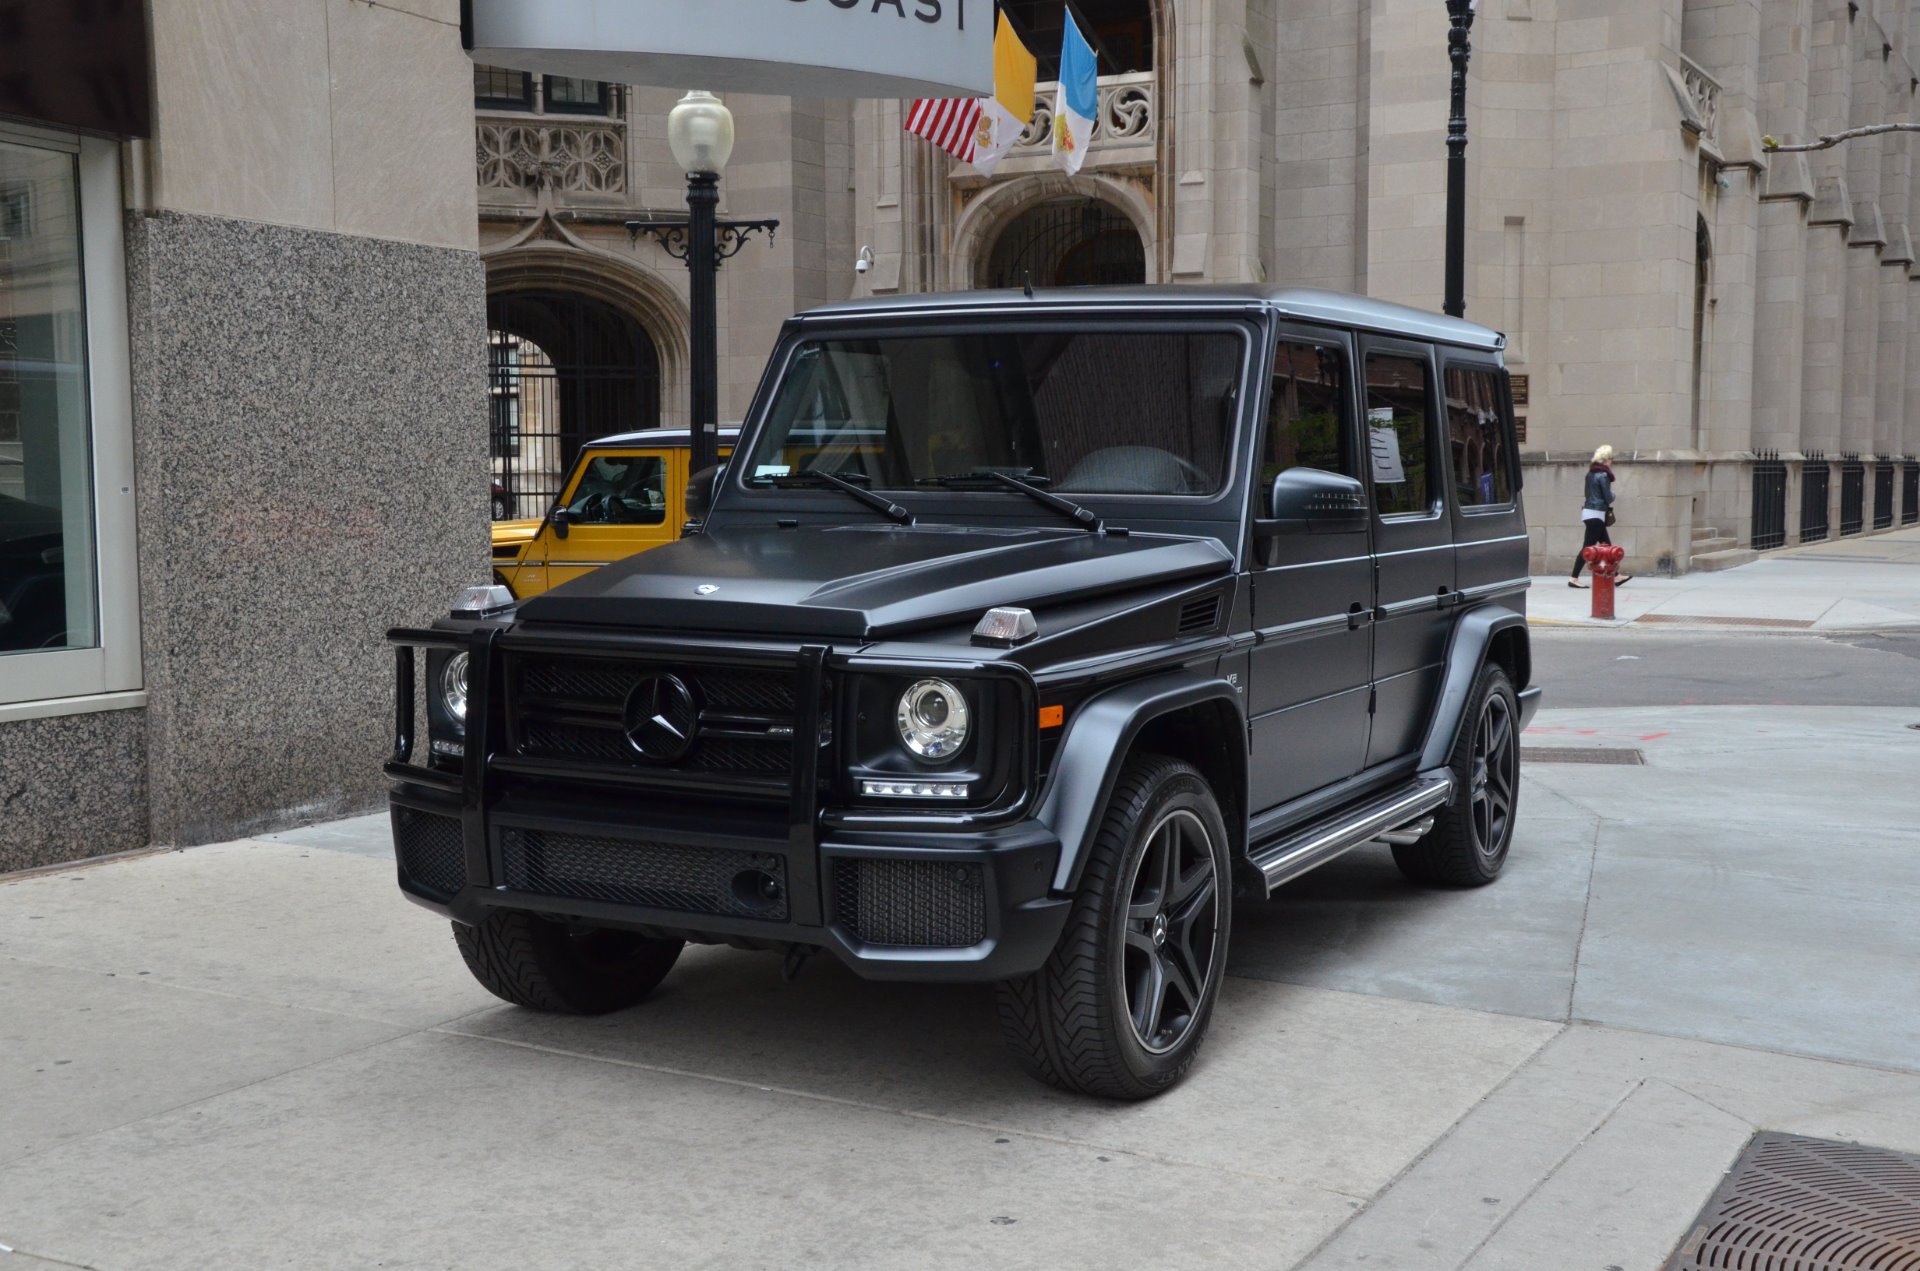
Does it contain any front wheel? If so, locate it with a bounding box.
[1393,663,1520,887]
[996,755,1231,1099]
[453,910,683,1014]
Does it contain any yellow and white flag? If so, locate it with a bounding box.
[970,13,1038,177]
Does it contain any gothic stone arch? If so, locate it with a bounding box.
[950,172,1157,290]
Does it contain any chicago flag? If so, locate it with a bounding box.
[1051,11,1097,176]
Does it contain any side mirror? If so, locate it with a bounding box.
[549,506,570,539]
[1265,468,1368,535]
[685,462,726,522]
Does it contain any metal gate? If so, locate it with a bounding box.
[1904,459,1919,526]
[987,199,1147,290]
[1750,451,1787,552]
[487,291,661,520]
[1839,457,1865,536]
[1800,455,1830,544]
[1873,459,1895,530]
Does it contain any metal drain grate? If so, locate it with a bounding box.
[1665,1133,1920,1270]
[1637,614,1818,629]
[1522,747,1646,765]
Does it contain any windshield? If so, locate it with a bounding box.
[741,328,1246,496]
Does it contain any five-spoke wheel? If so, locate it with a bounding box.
[1122,808,1221,1055]
[1393,662,1521,887]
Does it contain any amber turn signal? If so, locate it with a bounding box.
[1038,705,1064,730]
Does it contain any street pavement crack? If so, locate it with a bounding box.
[1566,818,1605,1024]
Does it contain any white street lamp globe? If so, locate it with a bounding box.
[668,90,735,177]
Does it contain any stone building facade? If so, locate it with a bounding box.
[485,0,1920,574]
[0,0,482,871]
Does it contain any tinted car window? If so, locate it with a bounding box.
[1263,340,1352,484]
[566,454,667,525]
[1444,366,1513,508]
[745,330,1245,496]
[1365,353,1434,517]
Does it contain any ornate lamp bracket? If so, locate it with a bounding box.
[624,218,780,263]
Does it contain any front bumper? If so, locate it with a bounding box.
[388,776,1070,982]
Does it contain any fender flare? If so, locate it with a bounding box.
[1418,607,1532,771]
[1035,670,1247,893]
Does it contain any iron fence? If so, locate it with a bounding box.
[1904,459,1919,526]
[1800,455,1830,544]
[1874,460,1896,531]
[1750,451,1787,552]
[1839,456,1865,536]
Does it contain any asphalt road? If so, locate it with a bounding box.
[1530,627,1920,707]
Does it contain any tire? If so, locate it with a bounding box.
[490,494,511,521]
[1393,663,1520,888]
[452,910,683,1014]
[995,754,1231,1100]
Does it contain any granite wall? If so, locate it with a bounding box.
[126,211,487,846]
[0,710,149,874]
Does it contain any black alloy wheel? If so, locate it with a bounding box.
[1392,663,1520,887]
[1122,808,1221,1055]
[996,754,1232,1099]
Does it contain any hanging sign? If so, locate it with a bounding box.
[464,0,994,100]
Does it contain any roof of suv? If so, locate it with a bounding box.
[583,426,743,449]
[796,285,1505,352]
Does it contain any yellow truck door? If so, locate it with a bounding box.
[542,448,677,591]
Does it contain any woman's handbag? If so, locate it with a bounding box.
[1604,509,1617,527]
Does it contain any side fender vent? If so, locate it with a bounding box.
[1177,594,1223,636]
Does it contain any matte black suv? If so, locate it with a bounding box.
[387,286,1540,1099]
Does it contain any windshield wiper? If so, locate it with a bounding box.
[921,469,1104,534]
[765,469,916,526]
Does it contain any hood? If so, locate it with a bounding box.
[491,519,544,551]
[518,523,1234,640]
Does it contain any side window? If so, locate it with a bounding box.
[1263,340,1352,483]
[1364,353,1435,517]
[1444,366,1514,508]
[566,453,668,526]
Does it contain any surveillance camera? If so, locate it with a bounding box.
[855,245,875,275]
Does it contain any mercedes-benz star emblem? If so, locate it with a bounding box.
[622,673,699,763]
[696,584,719,595]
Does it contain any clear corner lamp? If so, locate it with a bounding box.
[669,90,734,484]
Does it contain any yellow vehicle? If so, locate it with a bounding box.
[491,427,737,599]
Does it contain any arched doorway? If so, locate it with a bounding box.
[486,291,661,518]
[986,197,1147,289]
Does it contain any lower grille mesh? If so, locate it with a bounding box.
[393,808,464,897]
[499,827,788,921]
[834,858,986,948]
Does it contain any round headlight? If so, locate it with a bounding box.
[897,678,969,761]
[440,652,470,724]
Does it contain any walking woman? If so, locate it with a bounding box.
[1570,445,1632,588]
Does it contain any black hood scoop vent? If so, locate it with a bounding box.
[1177,594,1223,635]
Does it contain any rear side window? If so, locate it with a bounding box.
[1263,340,1352,483]
[1364,353,1434,517]
[1444,366,1514,508]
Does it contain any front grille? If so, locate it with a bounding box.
[834,858,986,948]
[393,808,464,897]
[506,653,822,790]
[499,826,789,920]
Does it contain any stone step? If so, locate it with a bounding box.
[1691,536,1740,555]
[1691,526,1723,543]
[1689,546,1760,572]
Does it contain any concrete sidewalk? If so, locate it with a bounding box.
[5,701,1920,1268]
[1530,524,1920,632]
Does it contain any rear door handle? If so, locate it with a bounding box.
[1348,603,1371,630]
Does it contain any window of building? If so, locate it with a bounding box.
[1444,366,1514,508]
[1263,340,1350,486]
[0,125,140,716]
[543,76,612,115]
[473,65,533,110]
[1365,353,1435,518]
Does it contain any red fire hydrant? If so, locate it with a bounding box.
[1582,544,1627,619]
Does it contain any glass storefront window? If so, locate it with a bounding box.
[0,138,95,656]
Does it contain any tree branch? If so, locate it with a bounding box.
[1763,123,1920,153]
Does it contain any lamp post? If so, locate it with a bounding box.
[1443,0,1476,319]
[626,90,778,486]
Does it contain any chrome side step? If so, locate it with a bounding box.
[1247,774,1455,896]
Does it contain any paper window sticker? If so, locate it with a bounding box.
[1369,426,1406,484]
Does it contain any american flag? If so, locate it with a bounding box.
[905,97,985,165]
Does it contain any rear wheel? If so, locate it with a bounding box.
[1393,663,1519,887]
[453,910,683,1013]
[996,755,1230,1099]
